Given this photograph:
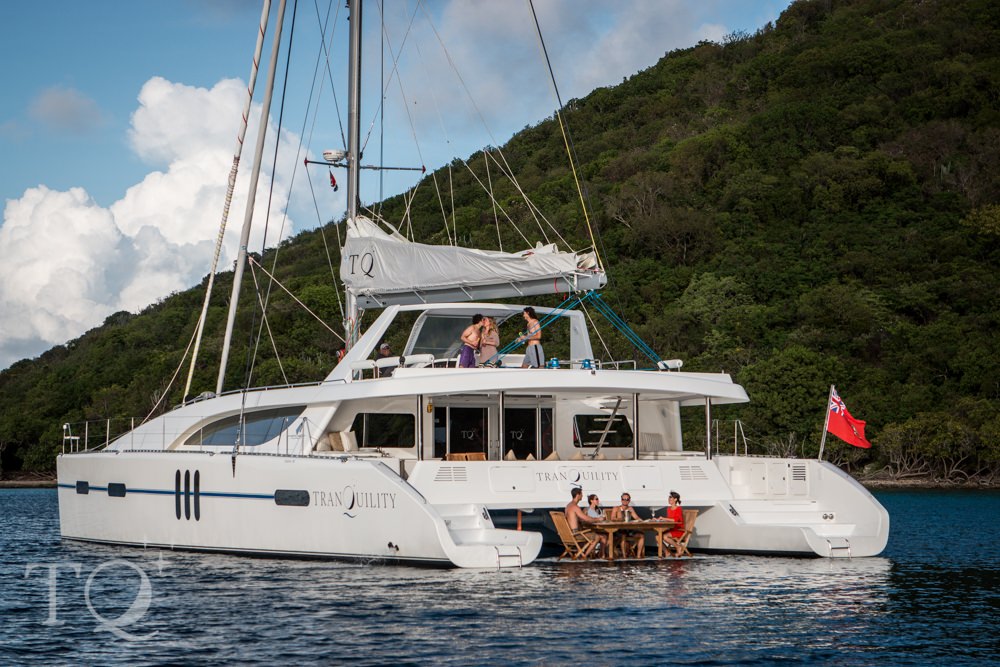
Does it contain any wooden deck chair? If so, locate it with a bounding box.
[663,509,698,557]
[676,509,699,557]
[550,511,595,560]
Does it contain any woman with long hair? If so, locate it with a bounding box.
[478,316,500,366]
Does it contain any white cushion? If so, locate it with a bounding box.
[402,353,435,367]
[570,451,584,461]
[315,436,333,452]
[504,449,517,461]
[328,432,344,451]
[341,431,358,452]
[594,452,607,460]
[544,450,559,461]
[525,453,535,461]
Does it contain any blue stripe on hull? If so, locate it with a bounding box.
[58,483,274,500]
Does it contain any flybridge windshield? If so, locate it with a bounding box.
[407,315,469,358]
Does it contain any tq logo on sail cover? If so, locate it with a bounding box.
[344,252,376,277]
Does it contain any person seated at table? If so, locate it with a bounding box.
[611,492,645,558]
[565,488,607,558]
[656,490,685,557]
[586,494,604,519]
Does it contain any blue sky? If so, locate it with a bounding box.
[0,0,790,369]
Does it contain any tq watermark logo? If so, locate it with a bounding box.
[24,554,167,641]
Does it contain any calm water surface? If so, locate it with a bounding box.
[1,489,998,665]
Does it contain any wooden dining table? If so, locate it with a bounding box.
[591,519,677,561]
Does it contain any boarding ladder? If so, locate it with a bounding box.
[826,537,852,558]
[495,546,524,569]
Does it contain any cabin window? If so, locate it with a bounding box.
[350,413,415,448]
[184,407,305,447]
[572,413,633,448]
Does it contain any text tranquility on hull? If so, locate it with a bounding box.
[56,0,889,568]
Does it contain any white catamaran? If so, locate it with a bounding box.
[57,0,888,567]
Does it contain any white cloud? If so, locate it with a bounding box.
[380,0,749,168]
[0,76,316,369]
[28,86,104,133]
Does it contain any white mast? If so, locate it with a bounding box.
[345,0,363,348]
[216,0,288,395]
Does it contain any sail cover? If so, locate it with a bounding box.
[340,217,606,307]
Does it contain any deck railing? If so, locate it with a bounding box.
[62,418,137,453]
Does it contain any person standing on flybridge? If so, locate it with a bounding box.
[459,314,483,368]
[518,306,544,368]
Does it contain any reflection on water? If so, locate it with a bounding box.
[2,489,998,665]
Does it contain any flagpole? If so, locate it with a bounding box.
[818,384,834,461]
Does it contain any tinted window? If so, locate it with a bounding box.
[351,413,415,448]
[185,407,305,447]
[409,315,468,357]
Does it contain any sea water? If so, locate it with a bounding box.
[1,488,997,665]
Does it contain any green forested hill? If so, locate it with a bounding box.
[2,0,999,481]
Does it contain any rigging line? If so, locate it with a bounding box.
[485,149,502,251]
[403,185,416,239]
[247,258,289,386]
[141,319,201,426]
[448,164,456,245]
[412,0,550,243]
[430,170,453,245]
[311,0,347,150]
[249,256,347,342]
[361,0,420,157]
[522,181,573,250]
[592,299,655,358]
[579,300,614,363]
[590,295,660,362]
[390,177,421,239]
[495,291,595,358]
[304,174,345,321]
[527,0,602,268]
[483,150,561,247]
[183,0,272,402]
[457,156,530,246]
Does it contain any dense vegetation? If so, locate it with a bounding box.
[2,0,998,483]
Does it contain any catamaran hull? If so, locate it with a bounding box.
[56,452,540,568]
[59,452,886,564]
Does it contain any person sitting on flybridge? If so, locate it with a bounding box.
[459,314,483,368]
[376,342,397,377]
[518,306,544,368]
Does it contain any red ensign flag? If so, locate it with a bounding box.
[828,388,872,448]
